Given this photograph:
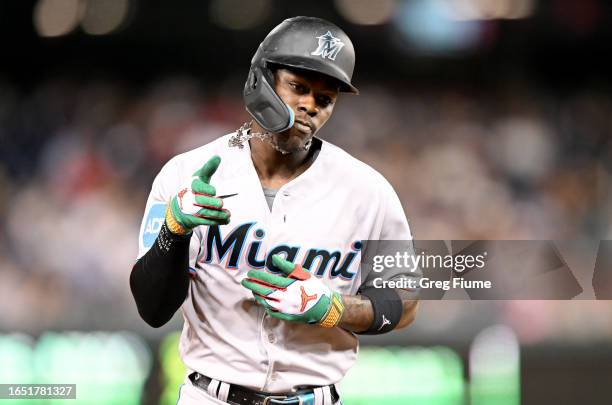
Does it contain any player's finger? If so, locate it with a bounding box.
[265,309,295,322]
[194,194,223,209]
[271,254,295,276]
[201,218,230,226]
[195,208,230,221]
[246,269,294,288]
[193,155,221,184]
[241,279,275,296]
[253,295,277,311]
[192,179,217,196]
[193,216,230,227]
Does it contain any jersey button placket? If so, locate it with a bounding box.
[279,189,289,223]
[262,316,282,390]
[264,189,288,390]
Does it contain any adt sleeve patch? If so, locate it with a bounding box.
[142,203,166,248]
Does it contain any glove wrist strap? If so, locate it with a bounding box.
[165,204,189,235]
[319,292,344,328]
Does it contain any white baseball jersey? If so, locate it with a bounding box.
[137,133,412,393]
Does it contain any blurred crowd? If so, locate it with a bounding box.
[1,75,611,341]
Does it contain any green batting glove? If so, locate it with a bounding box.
[241,255,345,328]
[165,155,230,235]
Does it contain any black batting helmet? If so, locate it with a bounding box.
[243,16,358,133]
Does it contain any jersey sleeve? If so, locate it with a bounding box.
[359,179,420,290]
[136,157,201,268]
[379,179,412,241]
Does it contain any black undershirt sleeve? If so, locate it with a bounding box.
[130,223,192,328]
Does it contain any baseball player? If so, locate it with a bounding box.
[130,16,419,405]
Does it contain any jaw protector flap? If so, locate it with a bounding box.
[243,66,295,134]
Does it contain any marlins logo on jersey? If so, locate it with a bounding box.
[311,31,345,61]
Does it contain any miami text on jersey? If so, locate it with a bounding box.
[201,222,361,280]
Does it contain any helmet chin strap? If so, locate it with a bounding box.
[228,121,312,155]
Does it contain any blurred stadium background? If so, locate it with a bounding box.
[1,0,611,404]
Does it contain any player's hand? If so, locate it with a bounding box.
[241,255,345,328]
[165,155,230,235]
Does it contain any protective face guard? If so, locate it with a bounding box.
[243,66,295,133]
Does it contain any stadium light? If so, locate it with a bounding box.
[335,0,397,26]
[81,0,131,36]
[34,0,83,37]
[209,0,271,30]
[444,0,535,21]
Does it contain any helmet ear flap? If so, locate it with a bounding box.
[243,66,294,133]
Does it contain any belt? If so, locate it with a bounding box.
[188,372,340,405]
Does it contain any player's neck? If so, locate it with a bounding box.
[249,138,314,187]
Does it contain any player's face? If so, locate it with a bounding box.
[273,68,339,152]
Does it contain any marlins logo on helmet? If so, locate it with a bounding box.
[311,31,345,61]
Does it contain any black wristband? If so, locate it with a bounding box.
[357,287,403,335]
[155,221,191,255]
